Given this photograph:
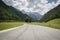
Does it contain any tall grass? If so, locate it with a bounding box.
[0,22,23,30]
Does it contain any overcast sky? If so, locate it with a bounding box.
[2,0,60,15]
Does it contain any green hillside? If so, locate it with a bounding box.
[0,0,29,22]
[40,5,60,22]
[47,18,60,24]
[44,18,60,29]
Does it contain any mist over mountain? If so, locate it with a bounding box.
[27,12,42,21]
[21,10,42,21]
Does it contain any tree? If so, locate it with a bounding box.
[25,17,31,22]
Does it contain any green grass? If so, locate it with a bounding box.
[0,22,23,30]
[30,18,60,29]
[45,18,60,29]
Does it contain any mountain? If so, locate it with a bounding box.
[0,0,29,21]
[27,12,42,21]
[8,7,30,21]
[40,5,60,22]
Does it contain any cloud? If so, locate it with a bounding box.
[2,0,60,15]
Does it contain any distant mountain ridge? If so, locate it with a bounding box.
[27,12,42,21]
[22,10,42,21]
[40,5,60,22]
[0,0,29,21]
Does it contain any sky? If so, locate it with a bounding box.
[2,0,60,15]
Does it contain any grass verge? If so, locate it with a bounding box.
[30,18,60,29]
[0,22,23,31]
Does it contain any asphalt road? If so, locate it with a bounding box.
[0,24,60,40]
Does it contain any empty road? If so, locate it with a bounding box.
[0,24,60,40]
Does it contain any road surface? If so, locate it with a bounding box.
[0,24,60,40]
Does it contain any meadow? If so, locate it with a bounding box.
[0,22,23,30]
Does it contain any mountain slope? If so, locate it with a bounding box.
[0,0,20,21]
[40,5,60,22]
[0,0,29,21]
[9,7,29,21]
